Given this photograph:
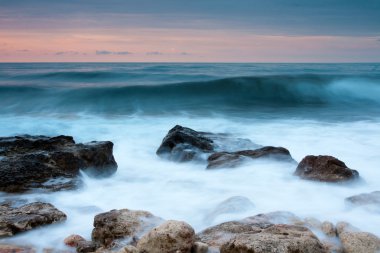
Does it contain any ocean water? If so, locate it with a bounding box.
[0,63,380,251]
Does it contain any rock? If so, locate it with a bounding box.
[0,135,117,193]
[242,211,302,226]
[117,245,139,253]
[345,191,380,211]
[294,155,359,182]
[0,202,66,238]
[220,224,326,253]
[336,222,380,253]
[204,196,255,223]
[91,209,163,248]
[76,240,97,253]
[136,220,195,253]
[197,211,307,250]
[0,244,35,253]
[321,221,336,237]
[192,242,209,253]
[156,125,214,162]
[64,234,86,247]
[156,125,259,162]
[207,146,295,169]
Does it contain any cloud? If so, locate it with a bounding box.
[180,52,190,55]
[96,50,112,55]
[146,51,163,55]
[55,51,80,55]
[114,51,132,55]
[17,49,30,52]
[96,50,132,55]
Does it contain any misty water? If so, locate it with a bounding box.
[0,63,380,251]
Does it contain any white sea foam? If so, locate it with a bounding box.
[0,114,380,251]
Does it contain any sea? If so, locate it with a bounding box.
[0,62,380,250]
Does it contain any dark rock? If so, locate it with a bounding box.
[294,155,359,182]
[91,208,163,248]
[0,202,67,238]
[220,224,327,253]
[76,240,97,253]
[0,135,117,193]
[156,125,259,162]
[156,125,214,162]
[345,191,380,208]
[207,146,295,169]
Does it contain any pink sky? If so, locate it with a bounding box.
[1,1,380,62]
[1,28,380,62]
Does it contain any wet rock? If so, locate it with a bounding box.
[198,211,307,250]
[91,208,163,248]
[321,221,336,237]
[0,202,66,238]
[336,222,380,253]
[116,245,138,253]
[242,211,302,226]
[156,125,259,162]
[204,196,255,223]
[294,155,359,182]
[64,234,86,247]
[192,241,208,253]
[156,125,214,162]
[207,146,295,169]
[220,224,326,253]
[0,244,35,253]
[136,220,195,253]
[345,191,380,211]
[76,240,97,253]
[0,135,117,193]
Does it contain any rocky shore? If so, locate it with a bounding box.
[0,126,379,253]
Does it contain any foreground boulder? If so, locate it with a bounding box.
[220,224,326,253]
[207,146,295,169]
[197,212,297,249]
[91,209,163,248]
[0,135,117,193]
[156,125,259,162]
[294,155,359,182]
[0,202,66,238]
[336,222,380,253]
[136,220,195,253]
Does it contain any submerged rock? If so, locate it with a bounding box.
[207,146,295,169]
[0,135,117,193]
[220,224,326,253]
[91,208,163,248]
[345,191,380,210]
[156,125,259,162]
[136,220,195,253]
[204,196,255,223]
[0,202,66,238]
[294,155,359,182]
[336,222,380,253]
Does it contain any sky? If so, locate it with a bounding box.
[0,0,380,62]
